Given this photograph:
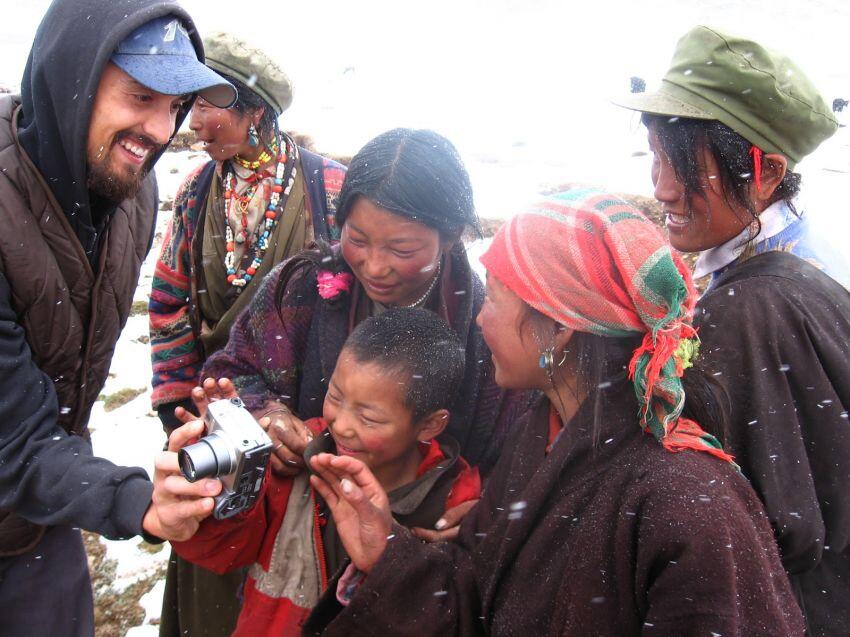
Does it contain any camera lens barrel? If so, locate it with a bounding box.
[178,433,233,481]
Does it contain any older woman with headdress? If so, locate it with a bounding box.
[148,32,346,637]
[303,189,804,635]
[150,32,346,433]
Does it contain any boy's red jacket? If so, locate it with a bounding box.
[172,418,480,636]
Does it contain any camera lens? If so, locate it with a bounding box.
[178,433,234,481]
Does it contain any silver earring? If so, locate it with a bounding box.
[539,345,567,382]
[539,346,555,379]
[247,123,259,147]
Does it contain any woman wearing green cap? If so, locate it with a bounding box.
[618,25,850,637]
[148,33,346,637]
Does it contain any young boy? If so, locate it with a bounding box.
[171,308,480,635]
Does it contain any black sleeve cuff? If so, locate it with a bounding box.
[157,398,197,434]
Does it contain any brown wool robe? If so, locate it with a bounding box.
[304,383,803,636]
[695,251,850,637]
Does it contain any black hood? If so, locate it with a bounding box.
[17,0,203,262]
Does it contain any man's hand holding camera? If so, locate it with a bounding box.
[143,419,222,541]
[149,376,315,541]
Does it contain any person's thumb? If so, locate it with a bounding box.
[434,498,478,530]
[272,422,308,454]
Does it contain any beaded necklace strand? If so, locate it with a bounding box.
[226,173,261,245]
[232,137,279,170]
[223,135,297,290]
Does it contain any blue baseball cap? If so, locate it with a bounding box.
[111,16,237,108]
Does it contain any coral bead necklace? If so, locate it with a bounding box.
[223,134,297,290]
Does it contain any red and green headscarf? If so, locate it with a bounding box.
[480,188,734,464]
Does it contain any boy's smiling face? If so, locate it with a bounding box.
[323,349,442,492]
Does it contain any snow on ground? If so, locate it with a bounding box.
[125,627,159,637]
[139,579,167,627]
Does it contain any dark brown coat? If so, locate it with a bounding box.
[306,387,804,636]
[696,251,850,637]
[0,95,156,555]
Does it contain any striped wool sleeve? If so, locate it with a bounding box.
[149,165,207,408]
[202,258,320,413]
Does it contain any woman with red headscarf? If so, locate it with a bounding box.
[305,188,803,635]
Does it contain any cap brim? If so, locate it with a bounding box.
[112,54,237,108]
[613,88,716,120]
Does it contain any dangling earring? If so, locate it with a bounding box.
[247,123,259,148]
[539,345,567,382]
[539,346,555,381]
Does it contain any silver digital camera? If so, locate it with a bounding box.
[178,397,273,520]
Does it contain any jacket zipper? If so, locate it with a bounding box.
[313,496,329,592]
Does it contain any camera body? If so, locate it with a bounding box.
[178,397,273,520]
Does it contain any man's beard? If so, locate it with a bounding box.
[86,133,161,202]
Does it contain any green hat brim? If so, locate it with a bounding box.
[613,86,716,121]
[615,80,802,168]
[612,26,840,170]
[205,56,288,115]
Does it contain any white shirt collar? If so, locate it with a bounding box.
[693,200,798,279]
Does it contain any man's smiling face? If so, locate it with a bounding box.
[86,62,187,201]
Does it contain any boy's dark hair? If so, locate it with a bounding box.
[343,308,466,423]
[336,128,480,241]
[643,114,802,238]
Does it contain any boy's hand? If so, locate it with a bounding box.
[174,377,241,423]
[309,453,392,573]
[142,420,222,542]
[411,499,479,542]
[259,403,313,477]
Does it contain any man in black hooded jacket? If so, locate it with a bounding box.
[0,1,236,634]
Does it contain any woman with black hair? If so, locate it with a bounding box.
[148,32,346,637]
[201,126,525,482]
[618,26,850,637]
[303,189,802,636]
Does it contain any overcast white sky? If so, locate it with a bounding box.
[1,1,848,224]
[2,0,847,153]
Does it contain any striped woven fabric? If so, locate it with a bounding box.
[480,187,733,463]
[149,154,347,409]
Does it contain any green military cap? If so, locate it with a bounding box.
[202,32,293,114]
[615,25,838,169]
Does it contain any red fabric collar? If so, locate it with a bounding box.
[416,439,446,477]
[546,406,564,454]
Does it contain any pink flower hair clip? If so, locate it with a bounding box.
[317,270,354,300]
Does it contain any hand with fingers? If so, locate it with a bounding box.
[259,403,313,477]
[142,419,223,542]
[411,499,480,542]
[175,377,241,423]
[309,453,393,573]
